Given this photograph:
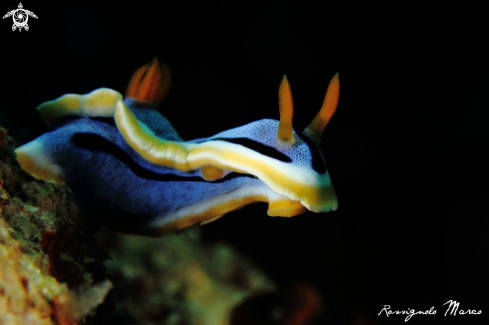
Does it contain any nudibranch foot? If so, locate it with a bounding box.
[139,180,307,236]
[266,194,307,218]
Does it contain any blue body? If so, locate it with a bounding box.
[37,99,262,233]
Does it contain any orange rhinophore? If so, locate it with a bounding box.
[277,75,295,143]
[305,72,340,144]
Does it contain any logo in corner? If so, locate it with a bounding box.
[3,3,37,32]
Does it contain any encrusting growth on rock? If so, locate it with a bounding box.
[0,125,112,324]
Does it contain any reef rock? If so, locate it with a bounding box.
[0,218,112,325]
[0,125,112,324]
[96,227,274,325]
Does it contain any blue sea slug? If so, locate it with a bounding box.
[15,58,339,235]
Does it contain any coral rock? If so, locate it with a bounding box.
[0,125,112,324]
[0,218,112,325]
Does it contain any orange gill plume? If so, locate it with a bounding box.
[125,57,172,107]
[277,75,295,144]
[304,73,340,144]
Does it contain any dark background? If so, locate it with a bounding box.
[2,1,489,324]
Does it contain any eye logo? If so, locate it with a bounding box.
[3,3,38,32]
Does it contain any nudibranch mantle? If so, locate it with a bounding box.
[115,100,336,213]
[15,60,339,235]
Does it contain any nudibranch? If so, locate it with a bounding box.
[15,58,339,235]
